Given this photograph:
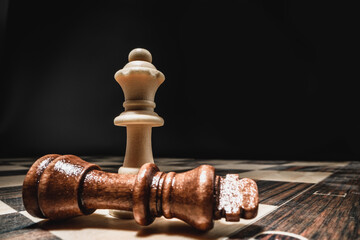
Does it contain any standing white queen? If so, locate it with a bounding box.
[110,48,165,218]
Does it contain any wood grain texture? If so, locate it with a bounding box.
[1,157,358,239]
[0,186,22,200]
[0,225,60,240]
[264,165,340,172]
[256,180,313,206]
[2,197,25,211]
[230,162,360,239]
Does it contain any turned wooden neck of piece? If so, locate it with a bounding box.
[81,165,215,228]
[122,125,154,169]
[22,154,258,231]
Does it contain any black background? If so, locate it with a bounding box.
[0,1,358,160]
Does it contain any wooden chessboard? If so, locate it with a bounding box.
[0,157,359,239]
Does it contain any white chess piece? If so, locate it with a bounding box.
[110,48,165,218]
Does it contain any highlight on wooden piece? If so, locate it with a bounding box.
[22,154,259,231]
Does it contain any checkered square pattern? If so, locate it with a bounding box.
[0,156,357,239]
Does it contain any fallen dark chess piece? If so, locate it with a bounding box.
[22,154,259,231]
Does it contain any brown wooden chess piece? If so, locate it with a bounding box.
[22,154,259,231]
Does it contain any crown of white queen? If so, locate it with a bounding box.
[114,48,165,127]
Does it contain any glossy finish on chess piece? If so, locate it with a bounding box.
[23,154,258,231]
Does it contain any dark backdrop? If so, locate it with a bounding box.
[0,0,358,160]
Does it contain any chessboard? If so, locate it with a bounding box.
[0,157,359,239]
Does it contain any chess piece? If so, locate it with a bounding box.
[111,48,165,218]
[114,48,165,175]
[23,154,259,231]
